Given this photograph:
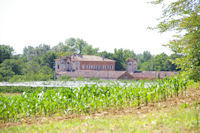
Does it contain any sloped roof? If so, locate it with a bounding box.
[73,55,115,62]
[57,70,127,79]
[128,58,137,62]
[56,55,115,62]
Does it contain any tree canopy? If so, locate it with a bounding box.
[151,0,200,81]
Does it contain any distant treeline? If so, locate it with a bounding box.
[0,38,180,82]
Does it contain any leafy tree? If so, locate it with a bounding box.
[35,44,50,56]
[98,51,114,60]
[76,38,87,54]
[23,44,50,61]
[65,38,77,53]
[0,45,14,63]
[52,42,67,53]
[137,51,153,70]
[113,48,136,70]
[23,46,35,61]
[151,0,200,81]
[54,38,99,55]
[0,59,24,81]
[41,51,56,69]
[82,44,99,55]
[152,53,171,71]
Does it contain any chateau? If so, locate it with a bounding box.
[55,54,115,72]
[55,54,176,80]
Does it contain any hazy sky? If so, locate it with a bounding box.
[0,0,173,55]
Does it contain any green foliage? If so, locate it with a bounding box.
[23,44,50,61]
[57,75,73,81]
[0,86,56,93]
[77,76,85,81]
[0,77,192,123]
[0,74,3,81]
[1,102,199,132]
[0,59,24,81]
[0,37,181,82]
[0,45,14,63]
[138,52,177,71]
[114,48,136,70]
[41,51,56,69]
[151,0,200,81]
[89,77,100,81]
[52,37,99,55]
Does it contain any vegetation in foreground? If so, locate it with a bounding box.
[1,94,199,133]
[0,77,195,123]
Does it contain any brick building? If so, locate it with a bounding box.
[55,54,115,72]
[55,55,177,80]
[127,58,138,73]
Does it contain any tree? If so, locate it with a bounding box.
[0,45,14,63]
[52,42,67,53]
[23,44,50,61]
[98,51,114,60]
[151,0,200,81]
[137,51,153,70]
[23,46,35,61]
[65,38,77,53]
[152,53,172,71]
[0,59,24,81]
[113,48,136,70]
[82,45,99,55]
[41,51,56,69]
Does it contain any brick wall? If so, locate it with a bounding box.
[131,71,178,80]
[79,61,115,71]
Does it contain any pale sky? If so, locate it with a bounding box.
[0,0,173,55]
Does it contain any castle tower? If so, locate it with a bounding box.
[127,58,138,73]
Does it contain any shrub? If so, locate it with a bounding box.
[58,75,73,81]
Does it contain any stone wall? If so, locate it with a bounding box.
[131,71,178,80]
[57,70,129,79]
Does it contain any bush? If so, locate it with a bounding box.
[89,77,100,81]
[77,76,85,81]
[8,75,25,83]
[57,75,73,81]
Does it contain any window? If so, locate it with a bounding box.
[82,65,85,69]
[102,65,104,70]
[57,65,59,69]
[106,65,109,69]
[110,65,112,69]
[60,60,63,64]
[86,65,89,69]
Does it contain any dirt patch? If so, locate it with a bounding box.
[1,88,200,129]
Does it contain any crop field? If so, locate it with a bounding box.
[0,77,199,132]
